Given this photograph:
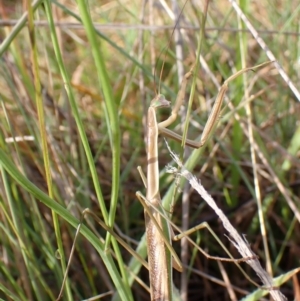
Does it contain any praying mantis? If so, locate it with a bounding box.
[55,58,271,301]
[136,61,272,301]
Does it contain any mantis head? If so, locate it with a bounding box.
[150,94,170,109]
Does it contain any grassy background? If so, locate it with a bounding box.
[0,0,300,300]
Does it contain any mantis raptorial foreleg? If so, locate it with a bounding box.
[137,61,272,301]
[158,61,272,148]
